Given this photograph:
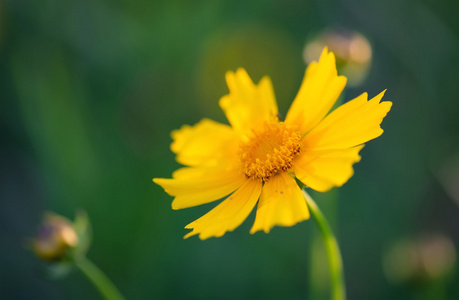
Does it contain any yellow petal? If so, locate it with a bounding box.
[304,90,392,150]
[184,179,262,240]
[171,118,238,167]
[219,68,278,134]
[153,166,246,210]
[250,172,310,234]
[285,48,347,134]
[293,145,364,192]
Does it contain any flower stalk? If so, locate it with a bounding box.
[303,189,346,300]
[75,256,124,300]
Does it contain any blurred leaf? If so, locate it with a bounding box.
[72,210,92,259]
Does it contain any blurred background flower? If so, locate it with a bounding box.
[32,213,79,262]
[1,0,459,299]
[303,29,372,86]
[383,233,456,299]
[383,233,456,285]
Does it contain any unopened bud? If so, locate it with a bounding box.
[33,213,78,262]
[304,29,372,87]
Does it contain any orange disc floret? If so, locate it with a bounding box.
[240,119,301,181]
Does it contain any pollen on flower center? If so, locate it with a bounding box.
[240,120,302,181]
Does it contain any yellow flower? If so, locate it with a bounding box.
[154,48,392,240]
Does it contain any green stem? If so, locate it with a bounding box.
[75,256,124,300]
[303,189,346,300]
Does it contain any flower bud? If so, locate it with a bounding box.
[303,29,372,87]
[33,213,79,262]
[383,233,456,285]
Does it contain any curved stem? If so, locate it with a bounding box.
[75,256,124,300]
[303,189,346,300]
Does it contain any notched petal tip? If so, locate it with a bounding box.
[225,68,253,89]
[179,179,262,240]
[220,68,278,133]
[371,89,386,103]
[170,118,237,167]
[371,89,392,111]
[259,75,273,87]
[183,231,196,239]
[171,200,181,210]
[225,69,235,80]
[318,47,337,69]
[152,177,167,188]
[320,46,329,58]
[293,145,365,192]
[249,228,263,235]
[337,74,348,86]
[235,67,249,76]
[250,173,310,234]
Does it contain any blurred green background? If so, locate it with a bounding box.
[1,0,459,299]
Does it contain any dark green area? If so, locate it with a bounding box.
[1,0,459,299]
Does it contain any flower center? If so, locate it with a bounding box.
[240,120,302,181]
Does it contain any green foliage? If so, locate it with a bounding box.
[1,0,459,299]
